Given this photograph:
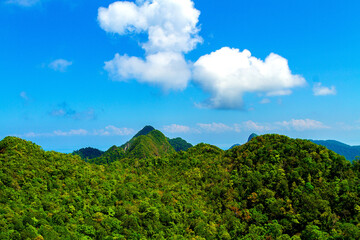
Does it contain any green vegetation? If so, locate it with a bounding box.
[73,147,104,160]
[124,129,175,159]
[89,128,175,164]
[311,139,360,161]
[88,145,125,165]
[1,133,360,239]
[131,125,155,139]
[168,137,193,152]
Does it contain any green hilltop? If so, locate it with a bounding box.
[72,147,104,160]
[123,129,175,159]
[167,137,193,152]
[1,133,360,239]
[74,126,193,163]
[88,126,176,164]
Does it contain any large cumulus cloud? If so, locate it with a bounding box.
[98,0,201,90]
[99,0,307,108]
[193,47,306,109]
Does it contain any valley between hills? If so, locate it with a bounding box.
[1,126,360,239]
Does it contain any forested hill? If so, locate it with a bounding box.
[1,134,360,239]
[72,147,104,160]
[87,126,187,164]
[167,137,193,152]
[87,128,175,164]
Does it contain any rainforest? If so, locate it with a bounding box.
[1,127,360,240]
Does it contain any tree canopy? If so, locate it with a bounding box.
[0,134,360,239]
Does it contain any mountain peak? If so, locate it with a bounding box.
[133,125,155,138]
[248,133,258,142]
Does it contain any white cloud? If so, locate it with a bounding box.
[241,120,273,131]
[49,103,96,120]
[313,82,336,96]
[48,59,73,72]
[104,52,191,90]
[193,47,306,109]
[336,122,360,131]
[53,129,88,136]
[22,132,51,138]
[197,122,233,133]
[98,0,201,90]
[6,0,40,7]
[260,98,270,104]
[163,124,190,133]
[96,125,135,136]
[19,126,135,138]
[98,0,201,53]
[20,91,29,101]
[98,1,307,107]
[266,89,292,96]
[278,119,329,131]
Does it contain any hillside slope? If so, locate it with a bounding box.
[90,127,175,164]
[125,129,176,159]
[0,135,360,239]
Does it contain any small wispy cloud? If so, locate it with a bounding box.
[197,122,234,133]
[277,119,330,131]
[20,91,29,101]
[94,126,135,136]
[22,132,52,138]
[313,82,336,96]
[6,0,40,7]
[53,129,88,136]
[335,122,360,131]
[195,119,329,133]
[195,121,274,133]
[19,125,135,138]
[49,103,96,120]
[48,59,73,72]
[163,124,190,134]
[240,120,274,132]
[260,98,270,104]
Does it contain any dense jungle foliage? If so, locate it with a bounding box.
[73,147,104,160]
[87,129,175,165]
[0,132,360,239]
[167,137,193,152]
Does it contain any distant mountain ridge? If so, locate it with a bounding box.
[248,133,258,142]
[72,128,360,162]
[229,133,258,149]
[228,133,360,161]
[310,139,360,161]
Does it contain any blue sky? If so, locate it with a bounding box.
[1,0,360,152]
